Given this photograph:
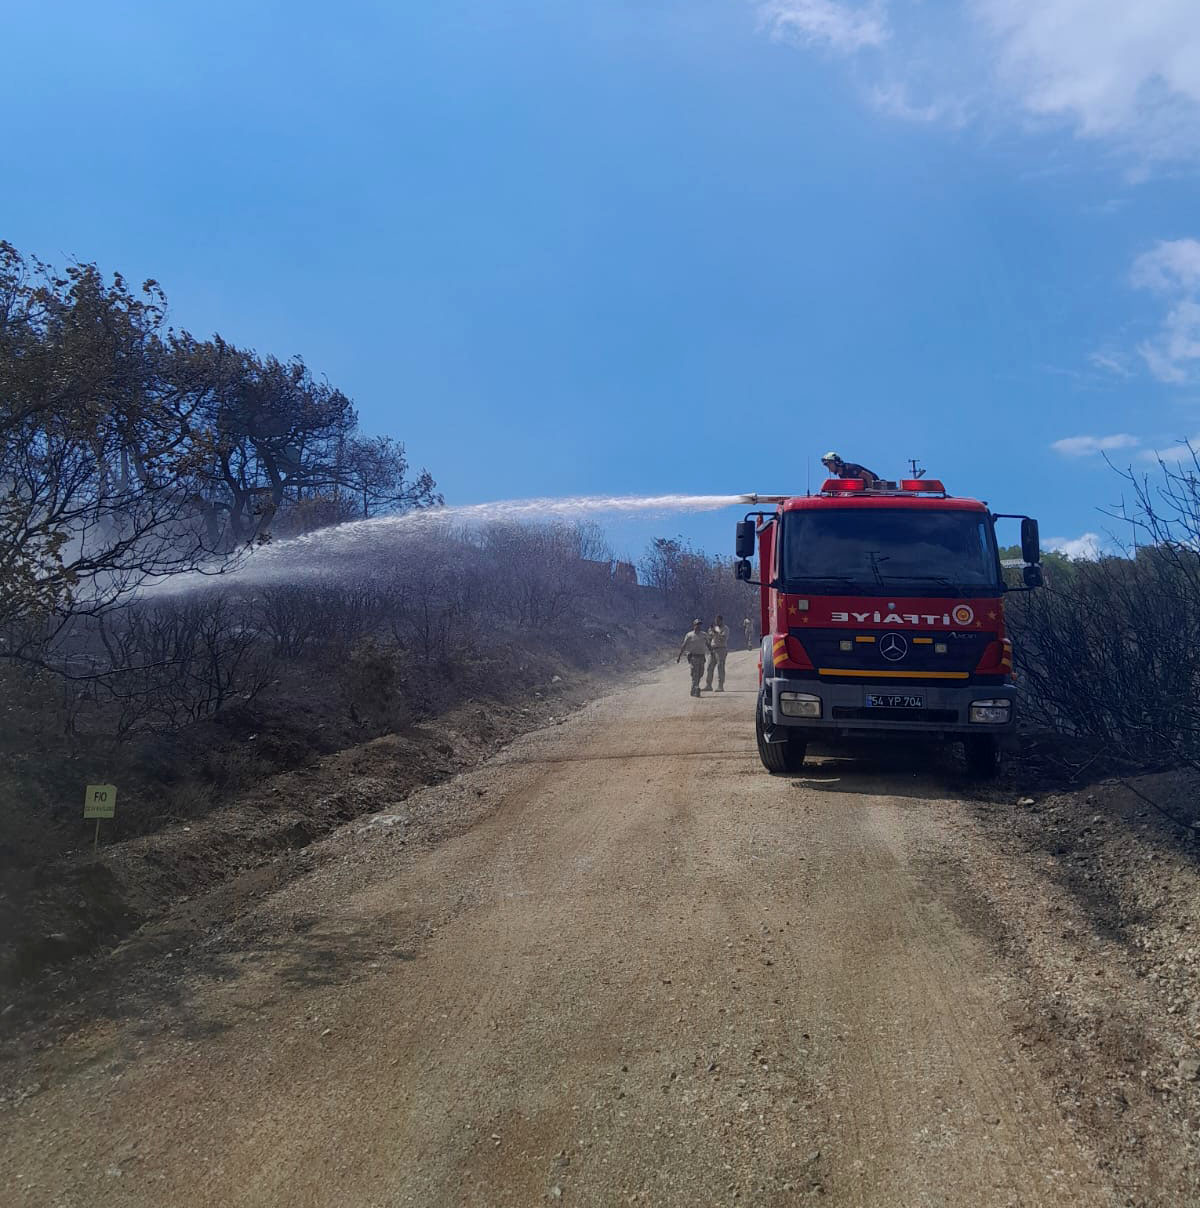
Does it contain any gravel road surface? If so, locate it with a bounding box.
[2,653,1125,1205]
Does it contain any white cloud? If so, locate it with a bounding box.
[1086,350,1132,378]
[870,82,967,125]
[1131,240,1200,382]
[1138,303,1200,383]
[1046,532,1103,560]
[1050,433,1140,457]
[757,0,888,52]
[1136,435,1200,462]
[752,0,1200,165]
[1131,239,1200,293]
[978,0,1200,150]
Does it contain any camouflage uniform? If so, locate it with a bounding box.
[705,622,729,691]
[678,627,710,697]
[839,460,880,484]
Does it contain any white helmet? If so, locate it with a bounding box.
[821,450,842,465]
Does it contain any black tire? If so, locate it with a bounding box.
[756,692,808,774]
[964,734,1000,780]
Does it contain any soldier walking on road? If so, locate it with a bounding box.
[743,617,753,649]
[705,614,730,692]
[677,619,710,698]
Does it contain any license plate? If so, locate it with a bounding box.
[865,693,924,709]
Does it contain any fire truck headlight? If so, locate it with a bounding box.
[969,699,1011,724]
[780,692,822,718]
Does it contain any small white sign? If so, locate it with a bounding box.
[84,784,117,820]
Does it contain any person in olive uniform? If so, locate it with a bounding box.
[677,619,710,698]
[705,614,730,691]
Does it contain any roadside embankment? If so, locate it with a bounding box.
[0,618,678,1000]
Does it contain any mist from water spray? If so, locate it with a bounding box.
[151,493,746,594]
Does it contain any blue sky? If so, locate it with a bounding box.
[5,0,1200,562]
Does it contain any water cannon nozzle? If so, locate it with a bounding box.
[738,492,787,505]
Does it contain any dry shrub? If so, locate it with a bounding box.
[1009,449,1200,769]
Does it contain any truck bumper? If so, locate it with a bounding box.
[764,674,1017,743]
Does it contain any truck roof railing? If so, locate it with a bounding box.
[820,477,948,497]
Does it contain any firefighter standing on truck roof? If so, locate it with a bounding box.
[677,619,710,698]
[705,615,729,692]
[821,450,880,485]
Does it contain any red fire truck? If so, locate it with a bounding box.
[734,475,1043,778]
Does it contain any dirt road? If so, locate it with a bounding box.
[2,654,1132,1205]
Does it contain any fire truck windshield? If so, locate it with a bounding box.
[781,508,1001,594]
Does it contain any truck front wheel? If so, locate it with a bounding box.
[756,695,807,774]
[964,734,1000,780]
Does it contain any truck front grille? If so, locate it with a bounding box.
[831,706,959,724]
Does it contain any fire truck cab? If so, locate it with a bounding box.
[735,476,1043,778]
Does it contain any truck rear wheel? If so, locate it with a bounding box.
[756,696,807,773]
[964,735,1000,780]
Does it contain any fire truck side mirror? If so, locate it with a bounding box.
[735,559,753,582]
[1020,518,1041,566]
[735,521,756,559]
[1023,564,1044,588]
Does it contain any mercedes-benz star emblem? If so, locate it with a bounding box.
[880,632,908,662]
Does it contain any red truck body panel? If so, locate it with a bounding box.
[755,488,1013,686]
[744,478,1034,772]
